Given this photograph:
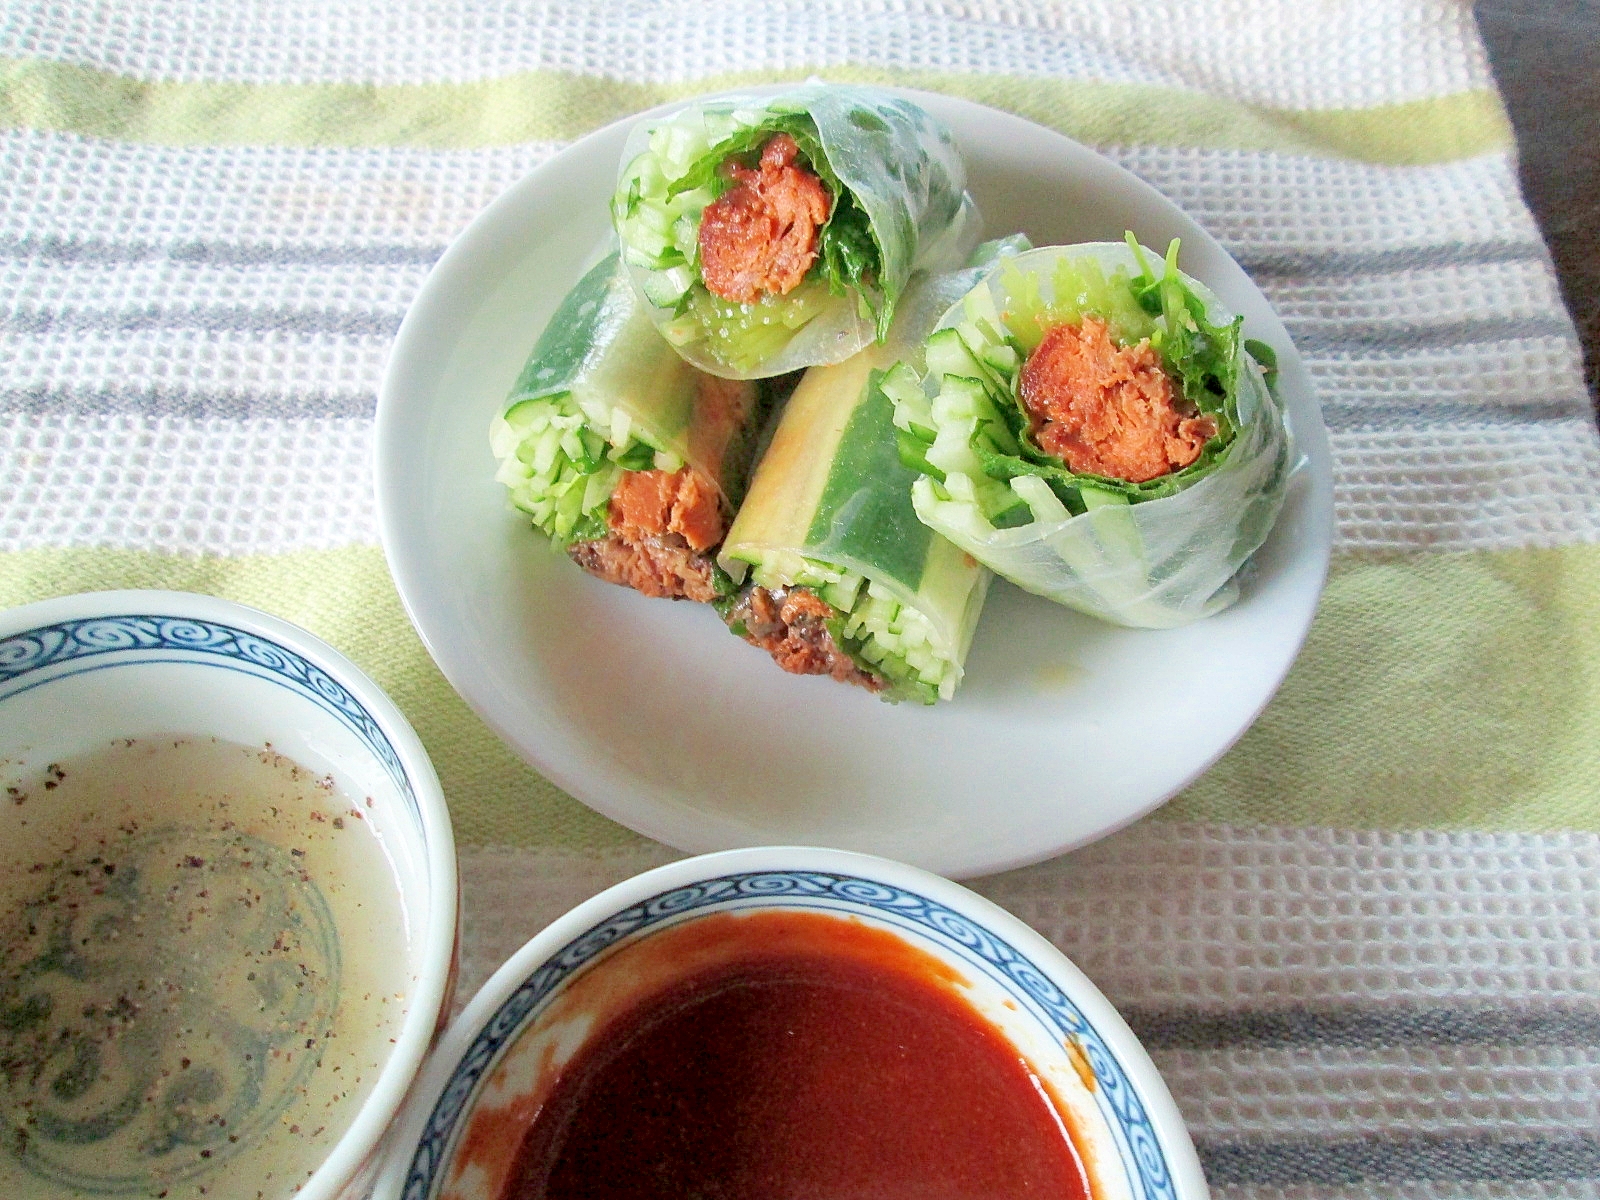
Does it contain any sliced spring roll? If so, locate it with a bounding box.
[611,82,979,379]
[717,239,1028,703]
[890,238,1294,628]
[491,249,764,601]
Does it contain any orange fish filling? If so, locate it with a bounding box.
[698,134,832,304]
[1017,317,1216,484]
[567,467,728,603]
[606,467,725,553]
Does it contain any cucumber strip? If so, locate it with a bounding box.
[716,240,1030,701]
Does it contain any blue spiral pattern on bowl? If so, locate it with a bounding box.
[0,614,417,822]
[402,871,1176,1200]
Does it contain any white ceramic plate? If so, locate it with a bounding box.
[376,89,1333,879]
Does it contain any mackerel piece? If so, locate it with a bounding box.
[612,83,979,380]
[893,240,1296,628]
[490,250,762,594]
[717,239,1028,703]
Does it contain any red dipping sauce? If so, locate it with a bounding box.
[496,911,1090,1200]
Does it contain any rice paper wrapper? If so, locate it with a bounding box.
[908,242,1297,628]
[494,249,762,509]
[491,248,762,546]
[613,83,979,380]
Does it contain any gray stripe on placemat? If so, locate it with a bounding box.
[1317,399,1592,432]
[1238,240,1549,279]
[4,235,1543,282]
[0,383,376,420]
[1199,1135,1600,1186]
[1125,1005,1600,1050]
[5,307,1572,357]
[0,234,445,268]
[1289,314,1577,354]
[2,306,403,339]
[10,389,1586,432]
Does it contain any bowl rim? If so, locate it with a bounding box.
[375,844,1209,1200]
[0,588,460,1200]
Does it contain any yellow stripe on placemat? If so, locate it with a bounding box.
[2,543,1596,844]
[0,58,1512,165]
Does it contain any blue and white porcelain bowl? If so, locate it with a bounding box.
[375,846,1207,1200]
[0,590,458,1200]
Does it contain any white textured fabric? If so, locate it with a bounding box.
[977,825,1600,1010]
[1330,422,1600,551]
[3,0,1493,106]
[1264,265,1569,341]
[2,260,427,327]
[0,414,378,552]
[1107,149,1544,256]
[0,130,553,250]
[0,330,391,401]
[1214,1186,1600,1200]
[1155,1045,1600,1139]
[1305,339,1585,406]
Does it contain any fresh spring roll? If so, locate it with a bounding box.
[611,82,979,379]
[491,249,764,601]
[889,238,1295,628]
[716,239,1028,703]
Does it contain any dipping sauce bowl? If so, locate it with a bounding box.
[375,847,1206,1200]
[0,590,458,1200]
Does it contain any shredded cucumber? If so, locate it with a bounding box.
[995,253,1156,352]
[743,556,954,704]
[490,390,658,546]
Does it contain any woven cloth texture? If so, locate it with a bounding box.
[3,2,1600,1196]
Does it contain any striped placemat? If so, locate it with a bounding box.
[4,3,1599,1195]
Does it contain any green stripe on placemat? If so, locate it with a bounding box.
[2,543,1596,844]
[0,57,1511,164]
[1167,545,1600,829]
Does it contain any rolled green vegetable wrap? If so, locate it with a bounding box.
[891,238,1294,627]
[490,248,764,601]
[717,239,1028,703]
[611,82,979,380]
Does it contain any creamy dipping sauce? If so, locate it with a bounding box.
[0,737,411,1199]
